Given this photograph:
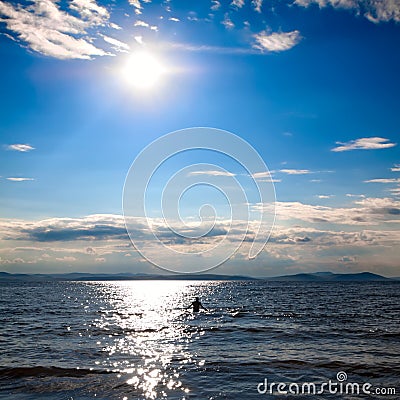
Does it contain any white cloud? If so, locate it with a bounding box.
[364,178,400,184]
[346,193,365,198]
[391,164,400,172]
[101,34,130,52]
[134,20,149,27]
[253,30,301,52]
[1,204,399,275]
[252,171,273,179]
[253,197,400,226]
[331,137,397,152]
[169,17,180,22]
[366,0,400,22]
[134,19,158,30]
[129,0,142,10]
[0,0,110,59]
[317,195,334,199]
[251,171,281,182]
[231,0,245,9]
[389,187,400,196]
[189,170,236,177]
[55,256,76,262]
[222,13,235,29]
[134,35,143,44]
[279,169,311,175]
[295,0,357,8]
[110,22,122,30]
[338,255,357,263]
[294,0,400,23]
[252,0,263,13]
[6,177,34,181]
[211,0,221,11]
[69,0,109,25]
[6,143,35,152]
[161,41,258,55]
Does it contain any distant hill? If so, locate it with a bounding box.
[266,271,392,282]
[0,271,396,282]
[0,271,256,282]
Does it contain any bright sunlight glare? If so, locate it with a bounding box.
[122,52,165,89]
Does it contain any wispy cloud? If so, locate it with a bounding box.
[188,170,236,177]
[55,256,76,262]
[317,195,334,199]
[222,13,235,29]
[251,171,281,182]
[0,0,110,59]
[231,0,245,9]
[391,164,400,172]
[160,41,258,55]
[109,22,122,30]
[252,171,272,179]
[346,193,365,198]
[134,20,149,27]
[364,178,400,184]
[253,197,400,226]
[338,255,357,264]
[252,0,263,13]
[279,169,311,175]
[101,34,130,52]
[69,0,109,25]
[294,0,400,23]
[129,0,142,11]
[365,0,400,22]
[211,0,221,11]
[295,0,357,9]
[6,177,34,182]
[331,137,397,152]
[134,36,143,44]
[134,19,158,30]
[389,187,400,196]
[6,143,35,152]
[253,30,301,52]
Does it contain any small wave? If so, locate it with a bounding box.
[0,366,112,379]
[59,325,169,337]
[202,359,399,377]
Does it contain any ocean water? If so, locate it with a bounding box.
[0,280,399,399]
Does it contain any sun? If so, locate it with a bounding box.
[122,51,165,89]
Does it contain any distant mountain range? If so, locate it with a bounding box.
[265,271,396,282]
[0,271,254,282]
[0,271,398,282]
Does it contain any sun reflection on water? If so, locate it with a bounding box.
[85,280,216,399]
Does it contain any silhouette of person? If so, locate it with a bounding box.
[189,297,208,312]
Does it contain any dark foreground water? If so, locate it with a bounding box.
[0,280,399,399]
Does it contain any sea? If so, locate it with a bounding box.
[0,280,399,399]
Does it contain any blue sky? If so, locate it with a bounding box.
[0,0,399,276]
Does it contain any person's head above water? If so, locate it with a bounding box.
[195,297,199,301]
